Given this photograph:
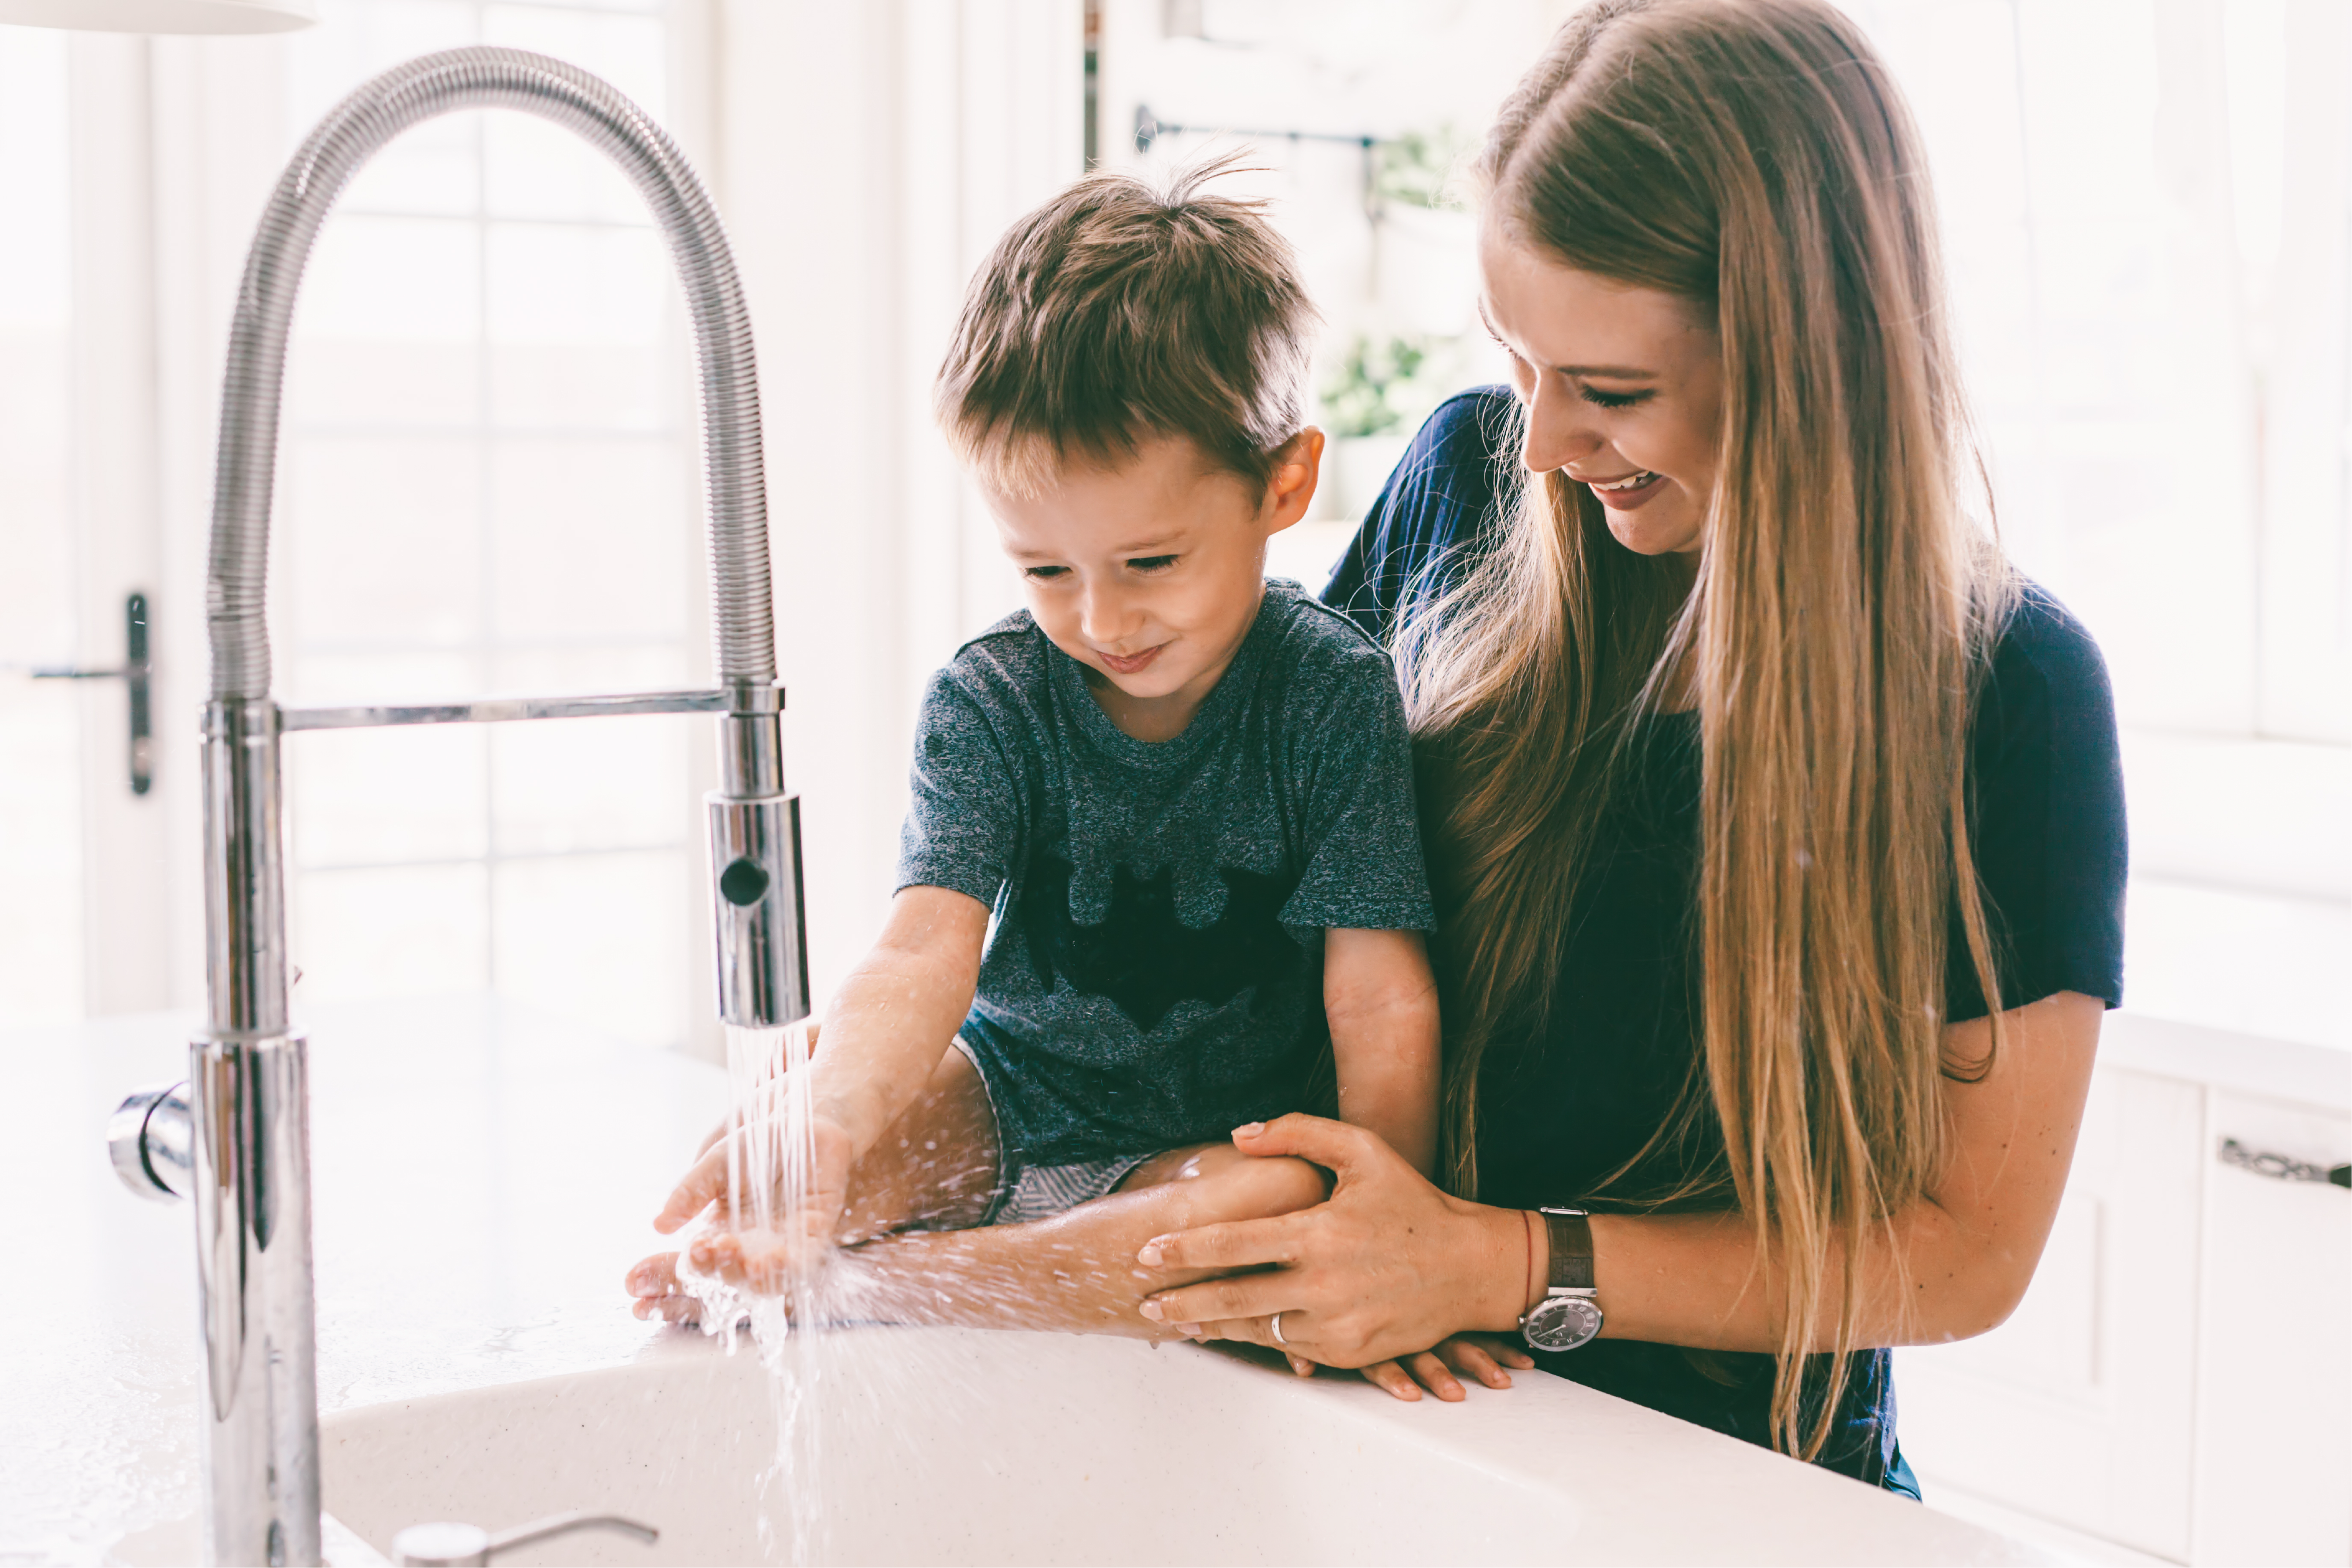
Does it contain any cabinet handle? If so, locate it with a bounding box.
[2219,1138,2351,1189]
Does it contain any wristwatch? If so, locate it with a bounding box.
[1519,1206,1604,1352]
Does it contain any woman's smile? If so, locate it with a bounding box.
[1576,468,1668,509]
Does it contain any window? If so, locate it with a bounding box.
[1850,0,2352,1048]
[275,0,706,1047]
[1095,0,1531,584]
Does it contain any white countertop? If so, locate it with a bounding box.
[1,995,2046,1566]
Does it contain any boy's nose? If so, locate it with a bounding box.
[1078,583,1139,647]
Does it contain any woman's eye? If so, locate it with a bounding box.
[1023,564,1070,581]
[1127,555,1177,573]
[1577,384,1651,410]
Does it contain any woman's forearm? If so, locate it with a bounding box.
[1585,1202,1976,1353]
[1580,993,2102,1352]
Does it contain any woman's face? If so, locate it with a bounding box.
[1477,226,1724,557]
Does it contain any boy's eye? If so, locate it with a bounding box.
[1127,555,1177,572]
[1577,384,1652,410]
[1023,564,1070,580]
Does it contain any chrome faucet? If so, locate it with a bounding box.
[105,49,807,1567]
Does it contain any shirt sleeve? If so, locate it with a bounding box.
[1946,587,2130,1022]
[895,670,1023,910]
[1278,647,1438,933]
[1322,388,1516,645]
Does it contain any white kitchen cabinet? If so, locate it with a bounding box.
[1896,1015,2352,1566]
[1896,1065,2206,1558]
[2191,1090,2352,1565]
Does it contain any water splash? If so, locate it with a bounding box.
[677,1019,831,1565]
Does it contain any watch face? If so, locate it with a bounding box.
[1522,1294,1604,1353]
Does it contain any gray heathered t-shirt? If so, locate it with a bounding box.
[896,580,1435,1167]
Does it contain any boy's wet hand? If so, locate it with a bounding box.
[652,1141,735,1234]
[652,1112,859,1237]
[625,1251,703,1324]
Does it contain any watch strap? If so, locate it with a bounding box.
[1541,1207,1595,1293]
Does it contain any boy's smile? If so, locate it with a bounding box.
[984,431,1323,743]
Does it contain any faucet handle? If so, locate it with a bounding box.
[392,1512,658,1566]
[107,1080,193,1202]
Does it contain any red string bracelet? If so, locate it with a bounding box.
[1520,1207,1539,1314]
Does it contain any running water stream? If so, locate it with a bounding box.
[678,1020,832,1564]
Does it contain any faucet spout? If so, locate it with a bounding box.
[149,47,806,1566]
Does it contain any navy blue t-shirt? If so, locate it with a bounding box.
[896,584,1434,1167]
[1324,388,2129,1488]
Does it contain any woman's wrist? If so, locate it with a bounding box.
[1466,1202,1547,1332]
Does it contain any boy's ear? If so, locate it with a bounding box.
[1263,427,1325,536]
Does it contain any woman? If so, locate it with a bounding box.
[1132,0,2126,1490]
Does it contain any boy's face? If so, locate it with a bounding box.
[985,431,1323,741]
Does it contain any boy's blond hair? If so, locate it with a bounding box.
[935,159,1318,497]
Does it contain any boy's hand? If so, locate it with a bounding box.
[653,1112,860,1291]
[626,1250,705,1324]
[1351,1334,1534,1401]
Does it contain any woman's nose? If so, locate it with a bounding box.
[1521,379,1602,475]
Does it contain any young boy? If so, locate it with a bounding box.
[628,166,1439,1341]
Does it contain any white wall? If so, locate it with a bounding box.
[710,0,1079,1005]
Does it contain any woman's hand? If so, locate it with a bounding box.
[1134,1115,1533,1370]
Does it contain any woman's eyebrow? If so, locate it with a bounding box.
[1477,301,1656,379]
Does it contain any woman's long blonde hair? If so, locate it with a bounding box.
[1406,0,2017,1459]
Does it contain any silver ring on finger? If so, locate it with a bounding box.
[1270,1311,1289,1346]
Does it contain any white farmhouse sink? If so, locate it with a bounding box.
[320,1326,2046,1566]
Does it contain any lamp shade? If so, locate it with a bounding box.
[0,0,315,32]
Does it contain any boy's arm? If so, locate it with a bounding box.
[654,884,989,1239]
[806,884,992,1155]
[1323,927,1440,1178]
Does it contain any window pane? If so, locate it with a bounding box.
[494,849,687,1046]
[484,112,649,225]
[293,861,492,1001]
[485,221,667,346]
[489,342,669,429]
[288,722,490,868]
[489,436,687,642]
[283,435,485,649]
[286,339,480,428]
[301,214,481,343]
[490,714,690,857]
[280,0,700,1049]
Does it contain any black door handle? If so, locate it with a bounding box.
[32,592,153,795]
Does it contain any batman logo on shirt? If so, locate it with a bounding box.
[1021,846,1299,1032]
